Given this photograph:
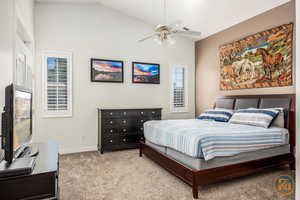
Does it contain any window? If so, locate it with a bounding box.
[170,66,188,112]
[42,52,72,117]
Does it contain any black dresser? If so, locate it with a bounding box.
[98,108,162,153]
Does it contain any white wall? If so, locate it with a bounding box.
[0,0,15,85]
[34,2,195,154]
[15,0,35,40]
[296,0,299,198]
[0,0,15,135]
[0,0,34,157]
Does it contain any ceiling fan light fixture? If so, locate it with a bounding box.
[153,32,176,45]
[137,0,201,44]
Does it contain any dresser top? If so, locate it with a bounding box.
[98,107,162,111]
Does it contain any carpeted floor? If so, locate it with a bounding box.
[59,149,295,200]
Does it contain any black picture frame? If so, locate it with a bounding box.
[132,62,160,84]
[91,58,124,83]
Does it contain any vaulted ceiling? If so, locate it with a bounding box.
[36,0,291,39]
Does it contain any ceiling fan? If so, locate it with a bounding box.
[138,0,201,44]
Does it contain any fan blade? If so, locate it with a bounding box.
[138,34,156,42]
[176,29,201,36]
[167,20,183,29]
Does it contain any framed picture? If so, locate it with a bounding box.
[132,62,160,84]
[91,58,124,82]
[219,23,293,90]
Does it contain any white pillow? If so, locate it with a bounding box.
[270,108,285,128]
[238,107,285,128]
[229,108,279,128]
[197,108,233,122]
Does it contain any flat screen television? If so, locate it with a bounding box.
[1,84,32,164]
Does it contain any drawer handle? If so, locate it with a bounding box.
[110,130,113,133]
[110,121,113,124]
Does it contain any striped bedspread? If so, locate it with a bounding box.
[144,119,288,160]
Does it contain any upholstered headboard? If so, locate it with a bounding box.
[214,94,296,154]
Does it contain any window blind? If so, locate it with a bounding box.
[47,57,68,111]
[172,67,185,108]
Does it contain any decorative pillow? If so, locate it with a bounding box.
[270,108,285,128]
[229,108,279,128]
[197,108,233,122]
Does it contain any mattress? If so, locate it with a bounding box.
[144,119,289,160]
[145,140,166,153]
[166,145,290,170]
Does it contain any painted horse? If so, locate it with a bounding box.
[255,48,284,79]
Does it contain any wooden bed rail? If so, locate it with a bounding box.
[140,141,294,199]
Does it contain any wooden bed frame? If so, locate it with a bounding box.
[139,94,295,199]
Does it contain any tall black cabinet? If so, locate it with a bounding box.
[98,108,162,153]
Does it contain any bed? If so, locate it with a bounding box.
[139,94,295,199]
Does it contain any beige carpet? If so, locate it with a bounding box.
[59,150,295,200]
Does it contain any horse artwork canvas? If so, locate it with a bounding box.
[219,23,293,90]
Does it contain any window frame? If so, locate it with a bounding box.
[170,65,188,113]
[15,36,34,89]
[42,51,73,118]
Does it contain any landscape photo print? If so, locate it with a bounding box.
[219,23,293,90]
[132,62,160,84]
[91,59,124,82]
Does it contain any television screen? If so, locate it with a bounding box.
[13,90,32,151]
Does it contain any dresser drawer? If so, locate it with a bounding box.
[103,128,119,137]
[149,109,161,116]
[136,118,148,124]
[119,118,130,126]
[119,127,129,134]
[121,135,140,144]
[137,126,144,135]
[103,126,137,136]
[102,110,121,118]
[103,118,137,127]
[120,110,137,117]
[137,110,151,117]
[103,137,119,146]
[103,119,120,127]
[137,110,161,117]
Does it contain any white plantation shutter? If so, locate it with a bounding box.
[43,52,72,117]
[47,57,68,110]
[171,66,188,112]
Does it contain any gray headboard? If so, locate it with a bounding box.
[214,94,295,129]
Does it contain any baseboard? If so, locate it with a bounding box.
[60,145,98,155]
